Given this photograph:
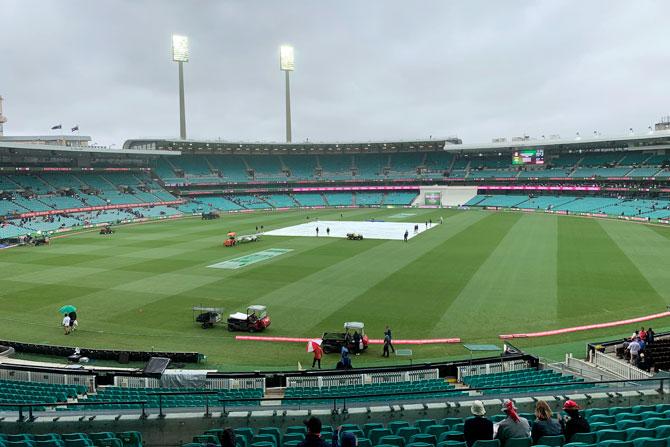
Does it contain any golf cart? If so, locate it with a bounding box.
[321,322,369,354]
[100,225,114,235]
[227,305,271,332]
[346,233,363,240]
[192,306,224,329]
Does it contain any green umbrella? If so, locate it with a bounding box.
[59,305,77,314]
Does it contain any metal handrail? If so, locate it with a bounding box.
[0,400,148,421]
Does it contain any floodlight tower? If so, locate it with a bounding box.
[0,96,6,136]
[279,45,295,143]
[172,35,189,140]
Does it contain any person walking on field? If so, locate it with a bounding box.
[312,343,323,369]
[404,230,409,242]
[383,333,391,357]
[385,326,395,353]
[326,227,330,236]
[62,314,71,335]
[316,227,319,237]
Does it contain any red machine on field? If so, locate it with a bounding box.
[227,305,271,332]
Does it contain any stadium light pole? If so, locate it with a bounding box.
[172,35,189,140]
[280,45,295,143]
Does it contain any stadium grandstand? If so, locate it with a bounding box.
[1,131,670,445]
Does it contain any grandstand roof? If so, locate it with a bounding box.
[451,130,670,153]
[124,131,670,155]
[0,141,179,157]
[123,138,454,153]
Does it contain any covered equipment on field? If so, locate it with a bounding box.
[346,233,363,240]
[227,305,271,332]
[99,225,114,235]
[192,306,224,329]
[224,232,237,247]
[321,321,369,354]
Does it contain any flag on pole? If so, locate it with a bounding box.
[71,125,79,132]
[51,124,62,130]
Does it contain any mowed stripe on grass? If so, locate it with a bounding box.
[557,217,665,322]
[443,212,559,338]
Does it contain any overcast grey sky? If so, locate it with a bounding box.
[2,1,669,146]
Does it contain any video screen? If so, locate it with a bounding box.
[512,149,544,165]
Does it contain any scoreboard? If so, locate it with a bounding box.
[512,149,544,165]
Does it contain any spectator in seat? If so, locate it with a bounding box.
[532,400,562,444]
[464,400,493,447]
[221,428,236,447]
[559,400,590,443]
[496,399,530,447]
[299,416,328,447]
[332,427,357,447]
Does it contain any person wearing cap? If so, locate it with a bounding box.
[495,399,531,447]
[299,416,328,447]
[558,400,590,443]
[464,400,493,447]
[531,400,562,445]
[332,426,357,447]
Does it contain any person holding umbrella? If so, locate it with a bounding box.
[308,340,323,369]
[59,305,77,335]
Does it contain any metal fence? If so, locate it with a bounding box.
[457,359,529,381]
[286,369,439,389]
[591,350,653,380]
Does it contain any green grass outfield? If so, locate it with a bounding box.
[1,207,670,371]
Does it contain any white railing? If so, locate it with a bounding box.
[286,369,439,389]
[113,375,265,390]
[0,367,96,393]
[591,350,653,380]
[457,359,529,381]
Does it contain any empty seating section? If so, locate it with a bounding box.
[229,195,272,209]
[579,152,624,166]
[0,378,85,410]
[424,152,454,172]
[192,197,244,211]
[319,155,353,180]
[570,167,631,178]
[469,170,518,179]
[518,168,571,178]
[284,379,461,405]
[262,194,297,208]
[552,153,583,167]
[626,167,662,177]
[0,173,177,221]
[355,154,386,178]
[170,155,212,177]
[293,193,326,207]
[205,156,250,182]
[283,155,317,179]
[467,195,670,219]
[72,386,263,411]
[517,196,577,210]
[389,153,423,176]
[384,192,418,205]
[247,156,286,181]
[324,193,353,206]
[462,368,593,394]
[0,431,142,447]
[474,195,529,207]
[356,192,383,206]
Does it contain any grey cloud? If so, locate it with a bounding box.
[1,0,668,146]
